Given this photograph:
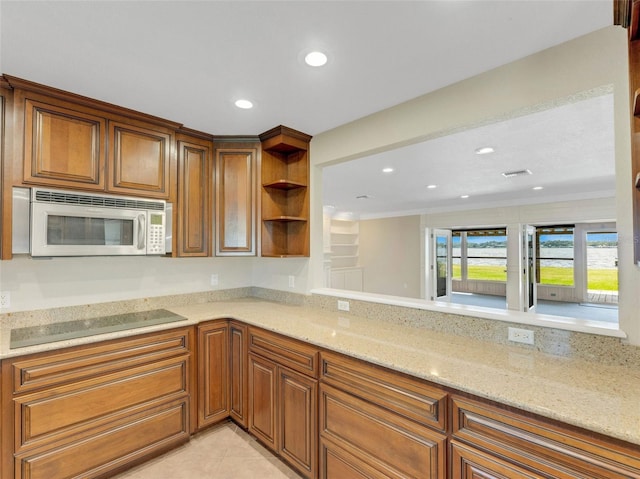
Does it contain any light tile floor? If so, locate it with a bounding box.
[112,422,302,479]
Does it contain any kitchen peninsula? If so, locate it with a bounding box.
[1,291,639,479]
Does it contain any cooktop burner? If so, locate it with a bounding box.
[10,309,187,349]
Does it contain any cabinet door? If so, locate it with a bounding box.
[248,353,278,451]
[22,97,106,190]
[197,321,229,429]
[279,367,317,479]
[230,321,248,427]
[1,82,12,260]
[108,120,173,198]
[215,146,257,255]
[177,135,211,256]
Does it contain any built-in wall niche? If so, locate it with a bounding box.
[328,217,363,291]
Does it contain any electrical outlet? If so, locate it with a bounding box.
[288,275,295,288]
[0,291,10,309]
[210,274,219,286]
[508,327,534,345]
[337,300,350,312]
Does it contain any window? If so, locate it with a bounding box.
[537,226,574,286]
[453,228,507,282]
[466,229,507,281]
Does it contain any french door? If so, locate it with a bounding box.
[432,229,452,301]
[523,225,537,312]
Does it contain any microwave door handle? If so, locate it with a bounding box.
[137,214,146,250]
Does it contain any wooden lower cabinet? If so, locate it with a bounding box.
[1,327,193,479]
[451,395,640,479]
[248,352,318,478]
[197,320,229,429]
[248,327,319,479]
[3,320,640,479]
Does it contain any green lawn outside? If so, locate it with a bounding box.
[452,265,618,291]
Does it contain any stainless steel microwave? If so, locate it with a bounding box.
[25,187,168,257]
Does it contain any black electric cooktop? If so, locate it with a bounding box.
[10,308,187,349]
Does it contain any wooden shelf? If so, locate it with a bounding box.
[263,216,307,222]
[263,179,307,190]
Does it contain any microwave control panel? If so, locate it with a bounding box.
[147,213,166,254]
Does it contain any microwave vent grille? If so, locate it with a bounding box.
[34,190,165,211]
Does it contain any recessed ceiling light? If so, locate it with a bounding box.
[234,99,253,109]
[532,186,544,190]
[475,146,495,155]
[382,167,394,173]
[305,51,328,67]
[426,184,437,189]
[460,195,469,199]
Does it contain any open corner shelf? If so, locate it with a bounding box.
[259,126,312,257]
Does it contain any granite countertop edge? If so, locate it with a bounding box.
[1,298,638,448]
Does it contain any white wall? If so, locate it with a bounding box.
[309,26,640,344]
[0,255,311,313]
[0,255,252,312]
[359,216,421,298]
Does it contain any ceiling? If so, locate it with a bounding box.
[0,1,612,137]
[323,93,616,218]
[0,1,615,217]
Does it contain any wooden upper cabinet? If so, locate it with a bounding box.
[176,130,212,257]
[214,139,258,256]
[259,126,312,257]
[108,120,173,199]
[21,95,106,190]
[7,75,179,201]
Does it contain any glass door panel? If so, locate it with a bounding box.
[523,225,537,312]
[433,229,452,301]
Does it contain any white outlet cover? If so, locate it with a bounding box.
[0,291,10,308]
[210,274,219,286]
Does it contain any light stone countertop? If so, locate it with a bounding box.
[1,298,639,448]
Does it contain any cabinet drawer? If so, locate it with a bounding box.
[8,328,191,394]
[248,327,318,377]
[320,383,446,479]
[14,398,189,479]
[451,395,640,479]
[450,440,545,479]
[15,356,189,450]
[320,436,395,479]
[320,350,446,432]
